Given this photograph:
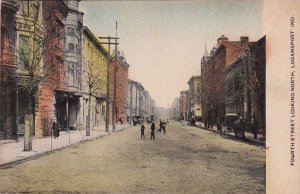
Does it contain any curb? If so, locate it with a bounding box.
[0,125,132,169]
[197,125,265,146]
[0,134,104,170]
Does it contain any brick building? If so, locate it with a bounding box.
[0,0,19,140]
[201,35,254,127]
[109,49,129,126]
[37,0,69,137]
[225,36,266,136]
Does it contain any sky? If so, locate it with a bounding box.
[80,0,263,108]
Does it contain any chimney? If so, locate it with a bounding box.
[240,36,249,42]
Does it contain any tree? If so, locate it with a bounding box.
[84,52,107,136]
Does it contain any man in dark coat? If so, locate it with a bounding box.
[150,121,155,140]
[162,120,167,135]
[141,123,145,140]
[158,119,162,132]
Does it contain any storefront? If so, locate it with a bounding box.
[55,91,81,131]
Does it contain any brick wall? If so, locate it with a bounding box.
[35,1,68,138]
[109,57,128,124]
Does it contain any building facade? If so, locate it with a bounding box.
[0,0,19,140]
[179,91,188,121]
[224,36,266,136]
[171,97,180,121]
[39,0,69,137]
[126,79,156,124]
[126,79,138,123]
[82,26,109,131]
[61,0,84,131]
[15,0,44,136]
[188,76,202,121]
[250,36,266,136]
[201,35,253,127]
[109,49,129,126]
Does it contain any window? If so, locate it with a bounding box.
[19,1,29,16]
[234,74,241,92]
[32,2,40,20]
[68,63,74,86]
[68,43,75,51]
[68,62,78,87]
[67,28,75,36]
[19,35,29,68]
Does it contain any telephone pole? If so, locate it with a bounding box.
[99,21,119,132]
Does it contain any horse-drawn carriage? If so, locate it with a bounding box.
[218,113,246,140]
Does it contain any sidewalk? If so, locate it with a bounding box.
[186,121,265,145]
[0,124,131,168]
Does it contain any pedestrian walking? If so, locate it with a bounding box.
[150,121,155,140]
[141,123,145,140]
[216,117,222,132]
[158,119,162,132]
[162,120,167,135]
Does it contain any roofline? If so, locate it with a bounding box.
[83,26,110,58]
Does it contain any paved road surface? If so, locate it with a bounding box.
[0,121,265,193]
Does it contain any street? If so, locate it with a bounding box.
[0,121,265,193]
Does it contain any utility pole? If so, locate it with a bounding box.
[129,83,133,125]
[99,21,119,132]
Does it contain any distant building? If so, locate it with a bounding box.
[171,97,180,121]
[126,79,139,122]
[179,91,188,121]
[126,79,155,124]
[188,76,202,121]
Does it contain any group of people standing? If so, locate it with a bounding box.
[140,119,168,140]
